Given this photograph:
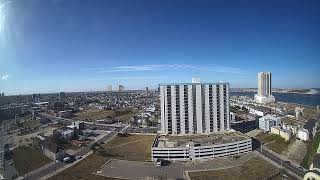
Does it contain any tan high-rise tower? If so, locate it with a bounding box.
[255,72,275,104]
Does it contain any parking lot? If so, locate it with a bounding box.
[97,152,256,179]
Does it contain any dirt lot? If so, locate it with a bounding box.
[12,146,52,175]
[102,134,155,161]
[48,154,120,180]
[188,156,293,180]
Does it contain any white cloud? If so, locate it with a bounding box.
[1,74,9,80]
[81,64,247,74]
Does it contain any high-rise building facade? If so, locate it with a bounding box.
[59,92,66,99]
[159,79,230,134]
[254,72,275,104]
[119,85,124,92]
[257,72,272,96]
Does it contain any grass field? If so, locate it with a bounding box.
[102,134,155,161]
[72,107,135,123]
[12,146,52,175]
[255,132,293,154]
[73,108,115,121]
[48,154,119,180]
[301,132,320,168]
[188,156,289,180]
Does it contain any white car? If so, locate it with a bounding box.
[76,156,82,160]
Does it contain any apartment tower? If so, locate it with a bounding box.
[159,78,230,134]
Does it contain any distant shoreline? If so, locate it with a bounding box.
[230,88,320,95]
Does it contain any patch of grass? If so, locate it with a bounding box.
[60,141,80,150]
[301,132,320,168]
[73,107,136,123]
[115,113,134,122]
[255,133,293,154]
[303,107,317,120]
[255,133,283,144]
[73,108,115,121]
[102,134,155,161]
[48,154,119,180]
[188,156,282,180]
[12,146,52,175]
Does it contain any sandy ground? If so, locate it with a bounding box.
[245,129,262,137]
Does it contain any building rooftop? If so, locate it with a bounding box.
[155,131,249,148]
[159,82,229,86]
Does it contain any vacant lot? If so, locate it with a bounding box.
[102,134,155,161]
[73,108,115,121]
[12,146,52,175]
[49,154,119,180]
[255,132,294,155]
[188,156,290,180]
[72,107,135,123]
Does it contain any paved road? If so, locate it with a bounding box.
[23,126,124,180]
[257,146,306,178]
[3,159,18,180]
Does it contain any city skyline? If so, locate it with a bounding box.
[1,0,320,95]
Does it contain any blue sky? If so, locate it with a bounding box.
[0,0,319,95]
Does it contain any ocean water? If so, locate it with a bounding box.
[231,90,320,107]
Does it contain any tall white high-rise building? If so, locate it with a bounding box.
[254,72,275,104]
[159,78,230,134]
[106,85,113,91]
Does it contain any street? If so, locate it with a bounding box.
[257,146,306,178]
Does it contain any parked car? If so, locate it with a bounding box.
[284,161,291,165]
[76,156,82,160]
[63,157,71,163]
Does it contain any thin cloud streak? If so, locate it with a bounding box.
[80,64,248,74]
[1,74,10,80]
[112,76,169,80]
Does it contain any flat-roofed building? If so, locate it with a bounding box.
[159,78,230,134]
[151,131,252,161]
[259,114,281,132]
